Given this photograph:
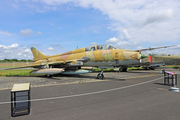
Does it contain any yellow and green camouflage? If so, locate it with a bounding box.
[8,44,179,71]
[31,45,141,68]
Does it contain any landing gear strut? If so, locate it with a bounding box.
[97,69,104,79]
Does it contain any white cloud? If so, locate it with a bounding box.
[106,37,120,43]
[133,9,174,27]
[115,41,141,49]
[0,43,18,49]
[20,29,33,36]
[0,44,33,59]
[24,48,31,53]
[9,0,180,54]
[24,0,180,43]
[37,31,42,34]
[17,53,22,55]
[48,47,54,50]
[122,29,132,40]
[0,31,12,36]
[146,9,174,23]
[90,42,97,45]
[11,44,18,48]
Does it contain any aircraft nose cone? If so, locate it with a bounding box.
[123,51,140,60]
[130,52,140,60]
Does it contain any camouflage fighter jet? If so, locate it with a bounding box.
[7,44,177,79]
[140,54,180,69]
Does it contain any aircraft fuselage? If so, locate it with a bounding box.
[47,49,140,68]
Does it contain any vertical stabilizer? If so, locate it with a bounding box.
[31,47,48,61]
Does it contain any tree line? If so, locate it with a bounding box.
[0,59,33,62]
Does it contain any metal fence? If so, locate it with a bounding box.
[0,62,33,68]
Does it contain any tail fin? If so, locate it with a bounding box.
[31,47,49,61]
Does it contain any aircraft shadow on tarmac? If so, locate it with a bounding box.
[5,74,126,81]
[47,74,126,81]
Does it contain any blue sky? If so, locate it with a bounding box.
[0,0,180,59]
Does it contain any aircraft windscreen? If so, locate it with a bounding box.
[90,47,95,51]
[107,45,117,50]
[85,46,96,51]
[85,47,91,51]
[97,45,106,50]
[85,45,116,52]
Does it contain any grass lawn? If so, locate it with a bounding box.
[1,65,179,76]
[0,69,35,76]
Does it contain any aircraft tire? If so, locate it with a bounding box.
[47,75,53,78]
[97,73,104,79]
[144,67,149,70]
[123,68,127,72]
[150,67,155,70]
[101,74,104,79]
[120,68,127,72]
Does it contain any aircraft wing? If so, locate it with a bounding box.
[5,64,44,70]
[5,57,91,70]
[134,45,177,52]
[48,57,90,65]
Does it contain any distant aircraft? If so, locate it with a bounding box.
[140,54,180,70]
[7,44,178,79]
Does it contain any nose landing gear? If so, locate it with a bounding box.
[97,69,104,79]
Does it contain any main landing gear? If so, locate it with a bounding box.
[46,74,53,78]
[144,67,155,70]
[119,67,127,72]
[97,69,104,79]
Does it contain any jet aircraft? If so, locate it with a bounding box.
[7,44,178,79]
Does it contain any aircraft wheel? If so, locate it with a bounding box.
[120,68,127,72]
[123,68,127,72]
[49,75,53,78]
[145,67,150,70]
[47,75,53,78]
[150,67,155,70]
[101,74,104,79]
[97,73,104,79]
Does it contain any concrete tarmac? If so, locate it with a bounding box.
[0,68,180,120]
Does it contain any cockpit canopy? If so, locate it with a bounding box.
[85,44,117,52]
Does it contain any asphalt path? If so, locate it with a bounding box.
[0,68,180,120]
